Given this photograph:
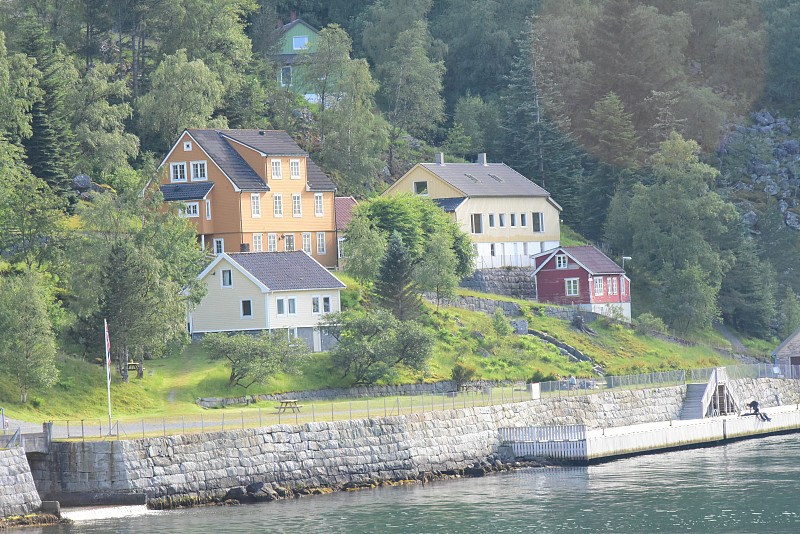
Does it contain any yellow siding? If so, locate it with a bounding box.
[191,259,267,333]
[456,197,560,244]
[269,290,341,329]
[385,166,465,198]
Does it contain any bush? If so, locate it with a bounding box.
[634,313,668,335]
[492,308,513,337]
[451,361,477,388]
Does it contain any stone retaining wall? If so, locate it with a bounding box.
[0,448,41,517]
[460,268,536,299]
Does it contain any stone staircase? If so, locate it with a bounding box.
[679,383,708,420]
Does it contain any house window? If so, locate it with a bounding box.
[532,212,544,232]
[214,238,224,254]
[510,213,517,227]
[470,214,483,234]
[413,181,428,195]
[317,232,326,254]
[271,159,282,179]
[292,193,302,216]
[191,161,207,181]
[338,237,345,258]
[302,233,312,254]
[490,243,496,257]
[293,35,309,50]
[252,233,263,252]
[205,199,211,220]
[565,278,579,297]
[276,298,286,315]
[314,193,324,216]
[273,194,283,216]
[288,327,299,339]
[280,65,292,86]
[594,277,604,296]
[268,233,278,252]
[520,213,528,227]
[611,277,618,295]
[241,299,252,318]
[290,160,301,179]
[523,243,529,255]
[288,297,297,314]
[488,214,495,228]
[498,214,506,227]
[221,269,232,287]
[170,162,186,182]
[284,234,295,252]
[312,296,321,314]
[183,141,192,151]
[621,277,626,295]
[251,193,261,218]
[180,202,199,218]
[556,254,568,269]
[323,296,331,313]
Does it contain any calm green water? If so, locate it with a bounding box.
[34,433,799,533]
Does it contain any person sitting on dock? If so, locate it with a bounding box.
[746,400,771,421]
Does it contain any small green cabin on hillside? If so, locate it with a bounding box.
[274,18,318,99]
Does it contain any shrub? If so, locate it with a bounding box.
[634,313,668,335]
[451,361,477,388]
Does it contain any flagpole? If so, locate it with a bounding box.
[104,319,112,435]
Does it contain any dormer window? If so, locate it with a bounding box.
[293,36,309,50]
[170,162,186,182]
[556,254,568,269]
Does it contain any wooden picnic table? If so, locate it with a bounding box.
[276,400,303,414]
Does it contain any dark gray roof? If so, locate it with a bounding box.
[280,18,318,34]
[420,162,551,198]
[307,159,336,191]
[561,246,624,275]
[188,130,269,192]
[228,251,345,291]
[433,197,466,212]
[220,130,308,156]
[160,182,214,202]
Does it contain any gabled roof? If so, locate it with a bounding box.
[228,251,345,291]
[533,246,625,276]
[335,196,358,231]
[219,129,308,156]
[771,326,800,357]
[307,159,337,192]
[186,130,269,192]
[279,18,318,35]
[160,182,214,202]
[419,162,551,199]
[432,197,466,213]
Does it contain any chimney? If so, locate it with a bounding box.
[435,152,445,165]
[290,10,297,21]
[240,243,251,253]
[477,153,488,165]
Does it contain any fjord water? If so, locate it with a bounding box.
[37,433,799,534]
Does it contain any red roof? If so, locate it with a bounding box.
[335,196,358,231]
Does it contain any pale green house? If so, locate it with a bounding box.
[275,18,318,99]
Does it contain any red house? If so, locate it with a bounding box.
[532,246,631,321]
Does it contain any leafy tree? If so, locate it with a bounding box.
[492,308,513,337]
[359,0,434,67]
[0,270,59,402]
[658,263,720,334]
[203,331,310,388]
[326,309,433,385]
[342,215,387,292]
[135,50,226,152]
[453,94,502,157]
[778,289,800,340]
[374,232,422,320]
[414,230,459,308]
[451,360,477,389]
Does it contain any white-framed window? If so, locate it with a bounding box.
[293,35,309,50]
[312,296,321,314]
[302,232,312,254]
[170,162,187,182]
[621,277,626,295]
[273,194,283,217]
[556,254,568,269]
[317,232,326,254]
[510,213,517,227]
[276,298,286,315]
[413,181,428,195]
[214,238,224,255]
[610,277,618,295]
[292,193,302,216]
[322,295,331,313]
[241,299,253,319]
[314,193,324,216]
[251,193,261,218]
[284,234,295,251]
[280,65,292,87]
[221,269,232,287]
[532,212,544,232]
[594,277,604,296]
[190,161,207,181]
[488,214,495,228]
[252,233,263,252]
[288,327,299,339]
[520,213,528,227]
[498,214,506,227]
[180,202,199,218]
[205,199,211,220]
[566,278,579,297]
[490,243,496,257]
[290,159,301,179]
[338,237,346,258]
[268,233,278,252]
[470,214,483,234]
[183,141,192,151]
[271,159,282,179]
[288,297,297,315]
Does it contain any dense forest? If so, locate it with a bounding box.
[1,0,800,378]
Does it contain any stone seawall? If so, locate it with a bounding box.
[0,448,41,517]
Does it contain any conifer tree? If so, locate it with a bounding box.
[374,232,422,321]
